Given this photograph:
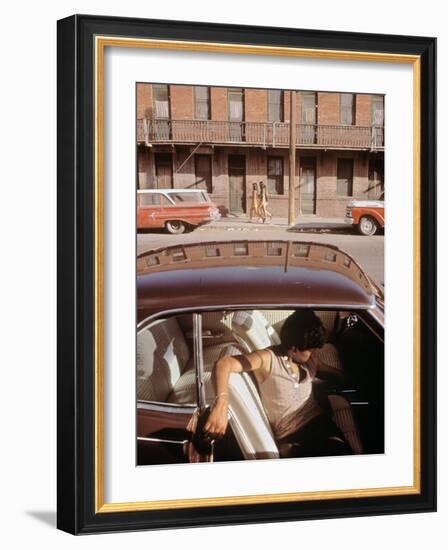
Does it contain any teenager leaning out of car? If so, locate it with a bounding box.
[204,310,352,457]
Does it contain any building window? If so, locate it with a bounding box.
[228,89,244,142]
[268,90,283,122]
[340,93,355,125]
[300,92,317,144]
[194,155,212,193]
[153,84,170,119]
[301,92,317,124]
[337,158,353,196]
[194,86,210,120]
[267,156,284,194]
[371,95,384,126]
[155,153,173,189]
[228,88,244,121]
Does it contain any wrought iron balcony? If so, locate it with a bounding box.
[137,119,384,150]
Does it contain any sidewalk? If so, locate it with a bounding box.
[209,214,349,232]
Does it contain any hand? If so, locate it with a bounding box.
[203,398,229,440]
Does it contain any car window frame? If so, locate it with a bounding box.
[137,303,383,331]
[136,312,203,408]
[137,304,384,360]
[138,191,178,206]
[138,192,164,207]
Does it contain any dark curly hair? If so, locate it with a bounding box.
[279,310,326,352]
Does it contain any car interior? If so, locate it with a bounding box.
[137,308,384,463]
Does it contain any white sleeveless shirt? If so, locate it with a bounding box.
[257,349,322,439]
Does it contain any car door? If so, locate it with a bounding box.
[137,313,210,465]
[137,192,170,229]
[137,401,199,465]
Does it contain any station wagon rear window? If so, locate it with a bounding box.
[169,191,208,203]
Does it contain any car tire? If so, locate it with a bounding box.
[165,220,187,234]
[358,216,378,236]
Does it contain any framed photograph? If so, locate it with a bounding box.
[57,14,436,534]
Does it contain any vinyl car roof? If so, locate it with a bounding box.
[137,241,381,319]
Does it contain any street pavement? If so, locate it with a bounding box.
[137,219,384,286]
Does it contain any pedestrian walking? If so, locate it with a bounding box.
[258,181,272,223]
[249,182,260,221]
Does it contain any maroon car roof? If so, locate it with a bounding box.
[137,240,380,319]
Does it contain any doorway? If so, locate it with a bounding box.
[368,159,384,199]
[299,157,316,214]
[228,155,246,213]
[155,153,173,189]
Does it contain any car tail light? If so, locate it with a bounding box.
[346,206,352,218]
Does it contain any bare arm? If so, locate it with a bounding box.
[203,350,271,439]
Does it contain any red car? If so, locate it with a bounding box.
[345,192,385,236]
[137,189,221,234]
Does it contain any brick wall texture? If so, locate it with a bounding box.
[137,84,384,218]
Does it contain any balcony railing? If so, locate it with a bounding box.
[137,119,384,149]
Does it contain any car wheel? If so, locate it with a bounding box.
[358,216,378,236]
[166,220,187,234]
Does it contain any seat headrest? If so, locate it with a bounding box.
[232,310,280,352]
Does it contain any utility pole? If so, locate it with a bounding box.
[288,91,296,225]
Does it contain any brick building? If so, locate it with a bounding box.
[136,84,384,218]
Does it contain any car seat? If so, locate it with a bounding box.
[137,316,190,402]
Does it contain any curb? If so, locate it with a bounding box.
[204,223,288,232]
[203,220,351,233]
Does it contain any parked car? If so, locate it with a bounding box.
[345,192,384,236]
[136,240,384,465]
[137,188,221,234]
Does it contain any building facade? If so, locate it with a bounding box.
[137,84,384,218]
